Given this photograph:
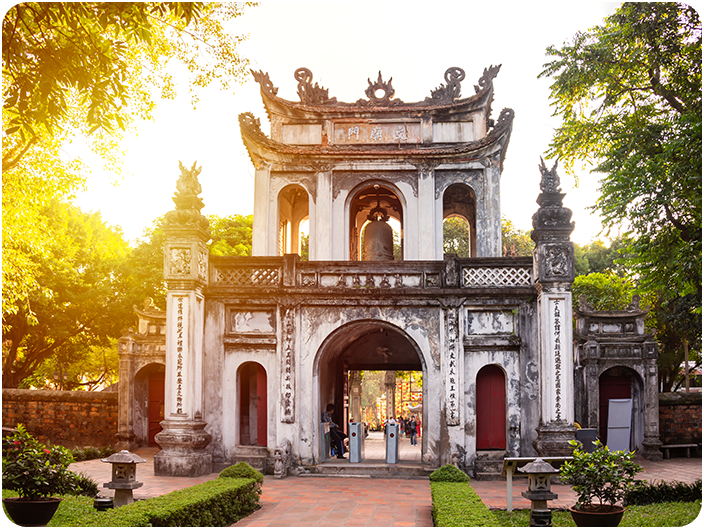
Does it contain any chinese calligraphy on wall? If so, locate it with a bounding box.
[176,296,186,415]
[334,122,421,144]
[553,299,562,421]
[445,308,459,425]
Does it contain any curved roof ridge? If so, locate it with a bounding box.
[251,65,501,111]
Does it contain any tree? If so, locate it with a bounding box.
[501,217,534,257]
[572,272,637,312]
[209,214,253,257]
[652,294,701,392]
[443,216,470,257]
[541,3,701,300]
[574,236,631,276]
[2,2,252,171]
[2,202,131,388]
[119,216,169,312]
[2,2,254,325]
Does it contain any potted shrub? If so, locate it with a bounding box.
[2,424,75,526]
[560,439,642,527]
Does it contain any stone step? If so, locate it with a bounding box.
[218,445,270,473]
[302,463,433,479]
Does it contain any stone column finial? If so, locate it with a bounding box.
[155,161,212,477]
[532,159,577,456]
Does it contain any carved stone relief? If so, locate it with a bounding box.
[169,248,191,275]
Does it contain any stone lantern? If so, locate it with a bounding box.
[519,458,559,527]
[101,450,147,507]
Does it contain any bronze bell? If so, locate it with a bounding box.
[363,215,394,261]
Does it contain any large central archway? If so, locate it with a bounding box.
[314,320,426,462]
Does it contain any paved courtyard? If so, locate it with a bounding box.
[70,434,701,527]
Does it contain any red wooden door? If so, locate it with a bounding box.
[256,364,267,446]
[599,374,631,442]
[148,371,165,446]
[476,365,506,449]
[240,363,268,446]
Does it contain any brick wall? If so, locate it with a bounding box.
[2,389,118,448]
[659,392,702,445]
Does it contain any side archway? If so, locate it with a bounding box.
[238,362,268,447]
[133,363,165,447]
[476,365,507,450]
[599,366,644,451]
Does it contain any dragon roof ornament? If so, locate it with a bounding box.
[250,65,502,108]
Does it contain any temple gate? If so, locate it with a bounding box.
[123,65,589,477]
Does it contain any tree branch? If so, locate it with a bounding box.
[649,65,686,114]
[2,134,38,172]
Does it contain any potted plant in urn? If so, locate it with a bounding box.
[560,439,642,527]
[2,424,75,526]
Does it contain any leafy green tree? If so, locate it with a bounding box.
[443,216,470,257]
[501,217,534,257]
[572,272,636,312]
[2,202,131,388]
[209,214,253,257]
[22,342,120,391]
[652,294,701,392]
[2,2,254,325]
[2,2,252,171]
[442,216,534,258]
[574,236,631,276]
[119,216,169,312]
[541,2,702,300]
[360,371,384,412]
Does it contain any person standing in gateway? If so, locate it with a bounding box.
[408,416,418,446]
[322,404,347,459]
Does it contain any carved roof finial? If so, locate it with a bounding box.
[176,161,202,198]
[426,67,465,104]
[474,64,502,93]
[295,67,337,105]
[538,157,561,193]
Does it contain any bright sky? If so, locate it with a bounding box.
[72,1,622,246]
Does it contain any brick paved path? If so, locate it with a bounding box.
[232,476,433,527]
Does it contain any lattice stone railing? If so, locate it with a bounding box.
[212,265,281,287]
[462,266,532,288]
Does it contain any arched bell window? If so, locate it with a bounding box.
[349,184,403,261]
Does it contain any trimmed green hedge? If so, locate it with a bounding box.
[429,464,470,483]
[219,462,264,483]
[626,479,702,505]
[32,477,262,527]
[431,481,497,527]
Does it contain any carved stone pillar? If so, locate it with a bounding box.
[154,162,213,477]
[350,371,362,423]
[531,159,577,456]
[116,332,136,450]
[642,341,663,460]
[384,371,396,419]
